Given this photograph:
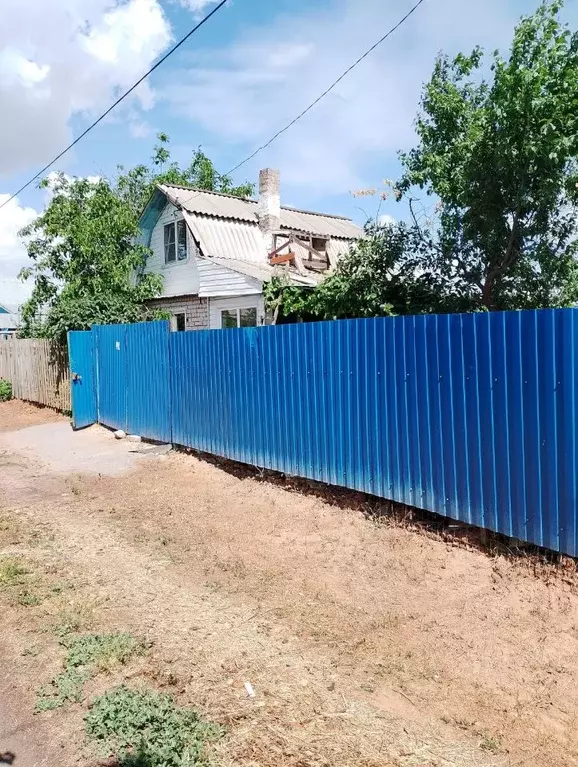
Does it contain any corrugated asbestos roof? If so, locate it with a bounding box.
[160,184,363,240]
[183,212,267,264]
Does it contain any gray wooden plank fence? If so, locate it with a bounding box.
[0,339,70,411]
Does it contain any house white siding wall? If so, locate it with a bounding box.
[197,258,261,298]
[147,203,200,298]
[209,295,265,329]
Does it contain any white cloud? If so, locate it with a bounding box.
[378,214,396,227]
[0,0,172,177]
[0,196,38,280]
[162,0,522,196]
[176,0,219,12]
[129,120,153,139]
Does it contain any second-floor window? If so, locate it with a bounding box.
[164,220,187,264]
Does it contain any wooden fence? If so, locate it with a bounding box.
[0,338,70,411]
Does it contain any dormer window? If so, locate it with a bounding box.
[164,220,188,264]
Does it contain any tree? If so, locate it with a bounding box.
[265,221,458,322]
[19,136,254,340]
[399,0,578,311]
[115,134,254,218]
[270,0,578,322]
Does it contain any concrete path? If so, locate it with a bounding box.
[0,422,140,476]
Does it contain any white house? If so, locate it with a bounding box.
[138,169,364,331]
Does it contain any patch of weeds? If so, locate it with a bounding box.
[36,668,88,711]
[53,610,84,639]
[16,589,42,606]
[85,685,221,767]
[0,558,28,586]
[479,733,502,754]
[36,632,148,712]
[0,557,46,607]
[65,632,148,674]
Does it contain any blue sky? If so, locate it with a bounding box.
[1,0,578,280]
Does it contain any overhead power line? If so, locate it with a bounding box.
[0,0,230,211]
[176,0,428,212]
[224,0,428,177]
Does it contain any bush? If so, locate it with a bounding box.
[0,379,12,402]
[85,686,221,766]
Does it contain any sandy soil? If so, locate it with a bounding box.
[1,400,577,766]
[0,401,61,433]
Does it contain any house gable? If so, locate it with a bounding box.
[145,201,200,298]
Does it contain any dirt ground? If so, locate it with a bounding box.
[1,399,578,767]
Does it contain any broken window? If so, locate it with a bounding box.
[164,220,188,264]
[172,313,186,332]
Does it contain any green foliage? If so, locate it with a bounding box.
[273,1,578,323]
[0,558,28,586]
[19,174,163,342]
[0,556,45,607]
[65,632,147,672]
[399,0,578,311]
[19,134,253,341]
[116,134,254,220]
[85,685,221,767]
[265,220,467,322]
[36,668,88,711]
[36,632,147,711]
[0,378,12,402]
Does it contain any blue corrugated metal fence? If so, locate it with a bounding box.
[69,309,578,557]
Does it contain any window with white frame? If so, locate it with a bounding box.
[221,307,257,329]
[164,219,188,264]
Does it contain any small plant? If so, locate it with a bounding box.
[36,632,147,711]
[53,607,90,638]
[85,686,221,767]
[479,733,502,754]
[65,632,147,673]
[0,378,12,402]
[0,557,49,608]
[0,558,28,586]
[16,589,42,606]
[36,669,88,711]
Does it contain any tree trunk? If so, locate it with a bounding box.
[481,277,494,310]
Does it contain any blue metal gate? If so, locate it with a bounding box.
[90,321,171,441]
[68,330,97,429]
[95,324,128,432]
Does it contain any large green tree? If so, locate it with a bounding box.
[19,136,253,340]
[272,0,578,321]
[399,0,578,311]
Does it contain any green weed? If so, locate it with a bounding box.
[85,685,221,767]
[0,558,28,586]
[16,589,42,606]
[65,632,147,673]
[53,615,83,639]
[36,669,88,711]
[0,378,12,402]
[479,733,502,754]
[36,632,147,711]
